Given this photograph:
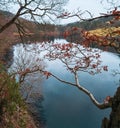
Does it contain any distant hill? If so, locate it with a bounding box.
[0,9,119,60]
[58,16,115,32]
[0,10,57,36]
[0,10,14,17]
[0,10,58,60]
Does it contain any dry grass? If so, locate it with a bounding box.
[89,27,120,36]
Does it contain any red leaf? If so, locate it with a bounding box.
[103,66,108,71]
[25,68,30,72]
[72,27,78,31]
[61,44,66,50]
[64,52,70,57]
[92,64,97,68]
[44,71,51,79]
[104,96,111,104]
[112,7,117,14]
[63,31,70,38]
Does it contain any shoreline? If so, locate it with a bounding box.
[0,41,41,128]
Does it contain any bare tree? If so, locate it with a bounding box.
[9,43,45,101]
[57,3,120,53]
[0,0,67,33]
[38,40,113,109]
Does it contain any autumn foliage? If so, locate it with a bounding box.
[0,3,120,128]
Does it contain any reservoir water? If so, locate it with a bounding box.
[10,39,120,128]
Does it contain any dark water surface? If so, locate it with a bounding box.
[10,39,120,128]
[41,52,119,128]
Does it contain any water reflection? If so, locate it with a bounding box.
[10,39,120,128]
[28,96,47,128]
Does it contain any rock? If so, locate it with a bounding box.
[102,87,120,128]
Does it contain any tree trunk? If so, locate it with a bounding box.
[102,86,120,128]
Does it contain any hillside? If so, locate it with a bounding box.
[0,10,59,62]
[0,10,39,128]
[62,15,120,30]
[0,10,17,62]
[0,10,59,128]
[58,17,120,53]
[0,9,120,128]
[0,10,119,62]
[89,26,120,36]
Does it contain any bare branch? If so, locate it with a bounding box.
[0,0,67,33]
[41,69,111,109]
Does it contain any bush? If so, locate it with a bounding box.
[0,64,27,128]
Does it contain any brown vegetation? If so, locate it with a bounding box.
[0,10,60,63]
[0,11,49,128]
[0,68,38,128]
